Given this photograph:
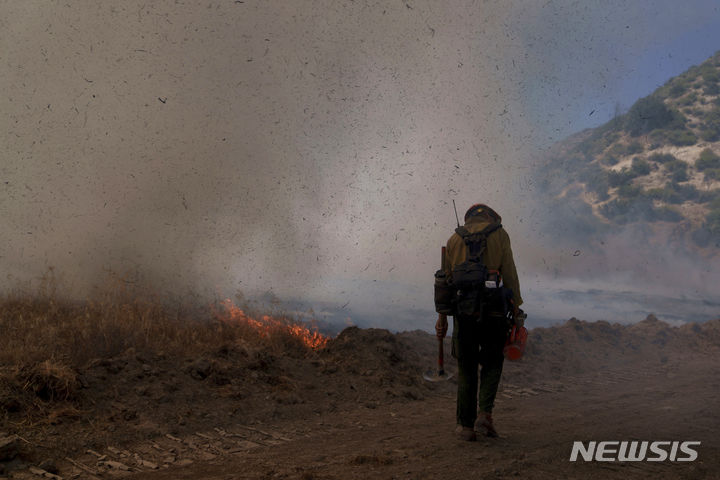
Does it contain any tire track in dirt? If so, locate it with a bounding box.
[7,423,304,480]
[7,330,719,480]
[10,353,714,480]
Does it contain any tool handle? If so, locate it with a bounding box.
[437,245,447,375]
[437,336,445,374]
[435,246,449,336]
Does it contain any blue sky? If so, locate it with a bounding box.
[518,1,720,143]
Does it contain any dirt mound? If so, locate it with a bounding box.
[685,317,720,344]
[0,325,443,473]
[318,327,443,403]
[502,314,720,385]
[324,327,429,374]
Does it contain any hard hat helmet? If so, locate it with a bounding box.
[464,204,502,223]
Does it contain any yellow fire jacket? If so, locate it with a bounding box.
[443,216,523,307]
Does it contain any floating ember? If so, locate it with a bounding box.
[215,298,329,350]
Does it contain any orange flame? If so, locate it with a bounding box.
[215,298,329,350]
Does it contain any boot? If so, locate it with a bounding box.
[455,425,477,441]
[474,412,499,438]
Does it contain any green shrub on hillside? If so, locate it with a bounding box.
[575,138,603,158]
[668,81,689,98]
[698,106,720,141]
[599,198,637,222]
[664,159,689,182]
[702,68,720,95]
[669,181,700,202]
[706,105,720,120]
[631,157,651,175]
[666,129,698,146]
[647,182,702,203]
[691,197,720,246]
[696,148,720,170]
[607,168,637,188]
[624,95,686,136]
[608,141,644,158]
[600,155,619,166]
[672,170,689,183]
[678,91,698,107]
[705,169,720,181]
[700,129,720,142]
[648,184,719,203]
[648,152,677,164]
[659,72,693,99]
[655,206,683,222]
[575,132,619,159]
[627,141,644,154]
[579,164,610,200]
[617,184,643,198]
[601,196,684,224]
[646,187,682,204]
[608,143,626,157]
[699,189,720,203]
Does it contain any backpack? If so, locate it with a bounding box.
[451,223,502,316]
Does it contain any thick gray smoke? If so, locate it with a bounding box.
[2,1,719,330]
[1,1,530,300]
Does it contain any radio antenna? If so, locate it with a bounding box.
[452,199,460,227]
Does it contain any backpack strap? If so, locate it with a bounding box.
[455,223,502,260]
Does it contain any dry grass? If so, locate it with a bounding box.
[0,293,220,369]
[0,271,329,421]
[16,361,79,402]
[0,280,327,371]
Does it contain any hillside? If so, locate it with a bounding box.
[537,51,720,252]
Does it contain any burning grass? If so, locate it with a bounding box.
[0,286,330,426]
[0,292,329,371]
[214,298,329,350]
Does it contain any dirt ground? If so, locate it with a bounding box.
[2,317,720,479]
[127,354,719,480]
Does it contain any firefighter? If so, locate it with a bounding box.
[435,204,523,441]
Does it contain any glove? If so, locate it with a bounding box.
[435,314,448,338]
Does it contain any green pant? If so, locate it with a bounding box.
[452,312,509,428]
